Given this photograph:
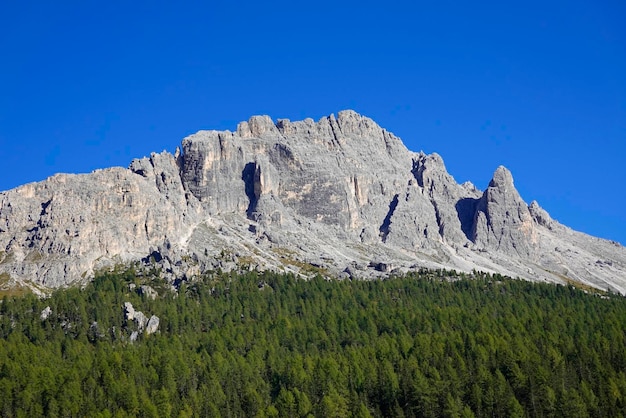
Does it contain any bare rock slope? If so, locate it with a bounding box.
[1,110,625,293]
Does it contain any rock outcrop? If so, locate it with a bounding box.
[146,315,160,335]
[40,306,52,321]
[124,302,159,338]
[139,285,158,300]
[124,302,137,322]
[0,110,625,293]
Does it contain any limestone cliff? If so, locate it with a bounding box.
[1,110,624,293]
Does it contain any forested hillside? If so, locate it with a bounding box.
[1,269,625,417]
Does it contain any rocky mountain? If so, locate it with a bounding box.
[1,110,625,294]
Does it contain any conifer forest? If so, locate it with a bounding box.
[1,268,625,417]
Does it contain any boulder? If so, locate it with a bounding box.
[145,315,160,335]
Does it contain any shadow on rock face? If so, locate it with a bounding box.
[242,162,258,218]
[379,194,399,242]
[455,197,479,242]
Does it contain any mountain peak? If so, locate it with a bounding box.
[489,165,514,189]
[0,111,624,294]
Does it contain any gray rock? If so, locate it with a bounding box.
[134,311,148,331]
[145,315,159,334]
[124,302,148,331]
[123,302,135,321]
[529,200,554,230]
[139,285,158,300]
[472,166,537,258]
[0,111,624,293]
[369,261,393,273]
[40,306,52,321]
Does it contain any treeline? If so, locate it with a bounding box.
[0,268,625,417]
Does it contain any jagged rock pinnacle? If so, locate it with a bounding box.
[472,166,537,258]
[489,165,514,189]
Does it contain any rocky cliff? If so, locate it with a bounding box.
[1,110,625,293]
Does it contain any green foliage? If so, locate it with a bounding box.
[0,268,625,417]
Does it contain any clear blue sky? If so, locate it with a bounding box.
[1,1,625,244]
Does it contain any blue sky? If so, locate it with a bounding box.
[1,1,625,244]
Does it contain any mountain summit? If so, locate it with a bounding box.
[1,110,624,293]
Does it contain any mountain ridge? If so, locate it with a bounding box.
[1,110,624,294]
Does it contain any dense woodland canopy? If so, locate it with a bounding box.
[0,268,625,417]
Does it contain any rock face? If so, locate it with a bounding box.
[0,110,625,293]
